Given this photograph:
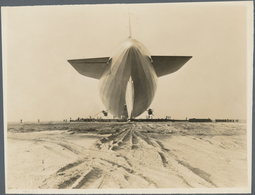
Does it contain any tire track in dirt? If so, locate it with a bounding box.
[176,159,217,187]
[40,123,217,188]
[154,138,217,188]
[57,160,84,173]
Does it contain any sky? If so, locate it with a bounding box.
[2,2,252,122]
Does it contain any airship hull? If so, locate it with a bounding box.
[68,38,192,119]
[98,39,157,119]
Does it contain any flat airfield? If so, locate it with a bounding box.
[6,122,247,189]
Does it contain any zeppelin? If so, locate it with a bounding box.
[68,38,192,119]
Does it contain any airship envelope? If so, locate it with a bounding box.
[68,38,192,119]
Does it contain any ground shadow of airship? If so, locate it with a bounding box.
[68,37,192,119]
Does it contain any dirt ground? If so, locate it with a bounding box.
[6,122,247,189]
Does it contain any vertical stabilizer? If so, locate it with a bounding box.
[128,9,132,38]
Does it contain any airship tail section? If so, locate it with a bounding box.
[68,38,192,119]
[151,56,192,77]
[68,57,110,79]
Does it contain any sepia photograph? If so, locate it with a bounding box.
[2,1,253,194]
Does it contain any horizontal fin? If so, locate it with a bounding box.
[151,56,192,77]
[68,57,110,79]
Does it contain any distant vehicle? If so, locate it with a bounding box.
[68,16,192,119]
[189,118,212,122]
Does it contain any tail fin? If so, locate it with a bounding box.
[128,9,132,38]
[68,57,110,79]
[151,56,192,77]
